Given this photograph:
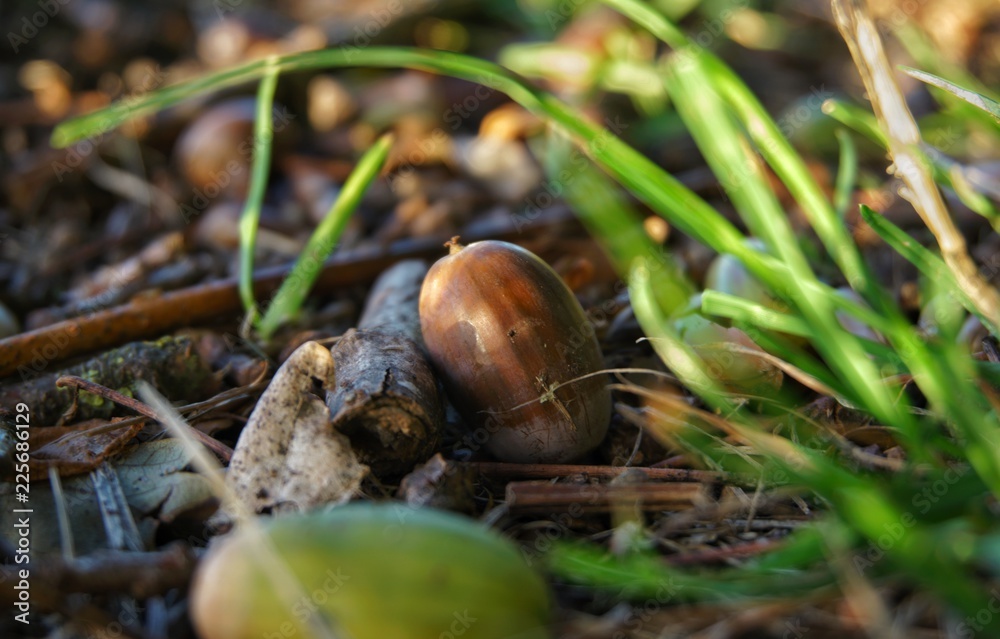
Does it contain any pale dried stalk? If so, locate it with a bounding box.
[138,383,341,639]
[831,0,1000,332]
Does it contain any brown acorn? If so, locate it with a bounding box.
[419,239,611,463]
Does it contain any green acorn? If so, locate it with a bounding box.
[190,503,551,639]
[703,239,781,311]
[674,310,783,393]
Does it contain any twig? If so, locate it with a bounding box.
[56,375,234,461]
[0,542,196,603]
[505,480,706,514]
[326,260,444,477]
[471,461,740,484]
[664,537,784,566]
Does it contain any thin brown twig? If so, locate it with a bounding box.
[56,375,234,461]
[0,542,196,604]
[470,461,733,484]
[504,480,706,514]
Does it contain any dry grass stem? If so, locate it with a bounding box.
[832,0,1000,332]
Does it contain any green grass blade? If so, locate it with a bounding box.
[50,45,799,308]
[892,25,1000,141]
[900,66,1000,124]
[858,204,996,335]
[825,100,1000,227]
[833,129,858,218]
[701,291,811,338]
[52,43,990,480]
[601,0,878,308]
[629,260,728,407]
[821,99,887,146]
[947,164,1000,230]
[556,147,694,313]
[662,48,920,450]
[239,66,280,325]
[256,133,394,340]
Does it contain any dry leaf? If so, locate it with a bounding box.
[115,439,218,523]
[0,439,216,558]
[226,341,367,514]
[2,418,143,482]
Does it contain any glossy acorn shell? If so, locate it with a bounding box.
[419,240,611,463]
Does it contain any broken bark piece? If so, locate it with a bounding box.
[356,259,427,342]
[0,335,219,426]
[399,453,476,513]
[227,341,367,514]
[326,330,443,478]
[326,260,445,478]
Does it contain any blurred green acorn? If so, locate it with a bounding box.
[190,502,552,639]
[834,287,885,343]
[703,239,782,311]
[673,311,783,393]
[918,293,966,340]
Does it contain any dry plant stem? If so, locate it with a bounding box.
[504,480,705,514]
[56,375,234,461]
[138,382,339,639]
[471,461,736,484]
[0,212,573,379]
[832,0,1000,332]
[0,543,196,605]
[665,537,784,567]
[326,260,444,477]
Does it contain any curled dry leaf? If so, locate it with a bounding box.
[2,418,143,482]
[227,341,367,514]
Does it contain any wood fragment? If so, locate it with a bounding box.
[471,461,735,484]
[326,260,444,477]
[505,480,707,514]
[399,453,476,513]
[0,542,196,606]
[0,335,219,426]
[356,258,427,341]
